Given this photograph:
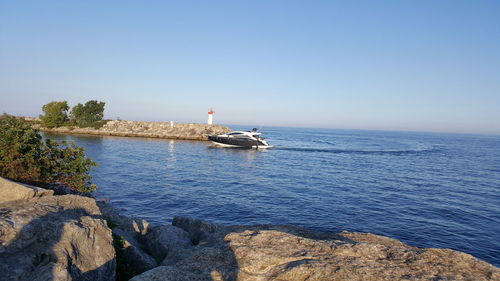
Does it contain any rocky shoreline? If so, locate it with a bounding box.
[1,177,499,281]
[32,120,231,141]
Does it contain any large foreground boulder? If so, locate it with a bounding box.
[0,193,116,280]
[132,218,500,281]
[0,177,54,202]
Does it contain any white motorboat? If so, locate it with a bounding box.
[208,129,272,149]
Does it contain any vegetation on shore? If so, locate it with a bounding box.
[0,114,97,192]
[40,100,106,129]
[39,101,70,128]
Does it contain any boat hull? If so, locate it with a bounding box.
[208,135,272,149]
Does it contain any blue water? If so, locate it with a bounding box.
[44,127,500,267]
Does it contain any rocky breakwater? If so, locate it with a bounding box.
[1,177,499,281]
[36,120,231,140]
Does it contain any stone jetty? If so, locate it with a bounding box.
[1,177,499,281]
[34,120,231,141]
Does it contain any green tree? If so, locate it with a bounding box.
[70,100,106,128]
[40,101,69,128]
[0,114,97,192]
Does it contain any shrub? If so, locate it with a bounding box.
[0,114,97,192]
[40,139,97,192]
[40,101,69,128]
[0,115,44,182]
[70,100,106,128]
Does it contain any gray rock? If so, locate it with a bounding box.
[131,219,500,281]
[172,216,218,244]
[97,201,158,274]
[113,228,157,274]
[97,201,148,237]
[0,177,54,202]
[144,224,192,263]
[0,194,116,280]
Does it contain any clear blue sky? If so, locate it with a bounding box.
[1,1,499,134]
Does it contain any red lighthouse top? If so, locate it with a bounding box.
[208,109,214,114]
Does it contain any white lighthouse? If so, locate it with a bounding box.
[207,109,214,125]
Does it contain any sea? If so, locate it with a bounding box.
[43,126,500,267]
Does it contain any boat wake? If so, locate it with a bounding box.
[273,147,437,155]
